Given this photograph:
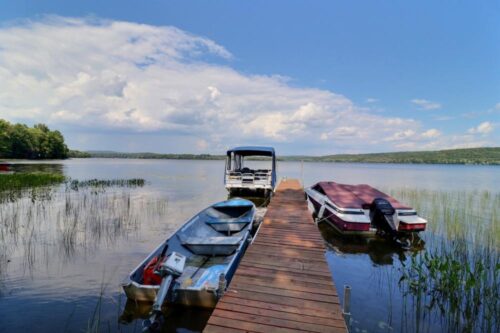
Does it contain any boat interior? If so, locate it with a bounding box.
[128,200,254,291]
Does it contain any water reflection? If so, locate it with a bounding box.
[9,163,64,175]
[227,191,272,208]
[120,300,212,332]
[320,224,425,266]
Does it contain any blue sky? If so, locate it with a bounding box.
[0,1,498,154]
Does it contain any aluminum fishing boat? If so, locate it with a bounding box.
[122,198,255,309]
[305,181,427,238]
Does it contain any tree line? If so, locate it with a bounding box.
[312,147,500,165]
[0,119,69,159]
[82,147,500,165]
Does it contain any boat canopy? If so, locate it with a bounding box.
[226,146,275,157]
[314,181,411,210]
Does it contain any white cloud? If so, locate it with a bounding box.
[443,135,491,149]
[411,99,441,110]
[384,129,416,142]
[196,139,209,150]
[366,98,378,103]
[384,127,493,151]
[207,86,221,101]
[399,133,493,151]
[467,121,494,135]
[395,142,417,149]
[421,129,441,138]
[0,16,465,153]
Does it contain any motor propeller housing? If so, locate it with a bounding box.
[369,198,397,237]
[145,252,187,332]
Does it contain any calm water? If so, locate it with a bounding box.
[0,159,498,332]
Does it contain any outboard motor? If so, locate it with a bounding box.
[370,198,397,238]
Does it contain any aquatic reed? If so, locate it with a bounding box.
[0,182,167,277]
[0,173,66,191]
[389,188,500,333]
[0,173,64,203]
[0,175,146,203]
[67,178,145,191]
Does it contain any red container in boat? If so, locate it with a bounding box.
[143,256,164,285]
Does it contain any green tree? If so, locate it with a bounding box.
[0,119,69,159]
[46,130,68,159]
[33,124,51,158]
[10,124,35,158]
[0,119,12,157]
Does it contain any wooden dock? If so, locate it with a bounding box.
[204,179,347,333]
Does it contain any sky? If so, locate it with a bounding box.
[0,1,498,155]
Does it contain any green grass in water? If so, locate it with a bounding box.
[67,178,145,191]
[0,174,145,192]
[0,174,146,203]
[0,173,66,191]
[390,188,500,332]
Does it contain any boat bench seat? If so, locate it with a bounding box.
[180,236,243,256]
[181,236,242,246]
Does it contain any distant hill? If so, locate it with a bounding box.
[76,147,500,165]
[83,151,223,160]
[68,150,91,158]
[285,147,500,165]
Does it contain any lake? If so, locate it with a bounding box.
[0,159,498,332]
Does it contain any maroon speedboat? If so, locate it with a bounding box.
[305,181,427,238]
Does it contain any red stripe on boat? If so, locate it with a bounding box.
[398,223,426,231]
[328,214,370,232]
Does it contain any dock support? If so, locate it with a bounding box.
[343,285,352,328]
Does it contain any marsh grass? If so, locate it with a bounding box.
[0,173,65,203]
[0,173,147,203]
[388,188,499,246]
[388,188,500,332]
[0,174,168,333]
[0,178,165,278]
[85,271,117,333]
[67,179,145,192]
[0,173,66,191]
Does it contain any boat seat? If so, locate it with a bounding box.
[182,236,242,246]
[180,236,243,255]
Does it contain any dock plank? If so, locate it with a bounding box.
[204,179,346,332]
[231,275,337,295]
[221,294,343,318]
[216,301,344,325]
[212,309,343,333]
